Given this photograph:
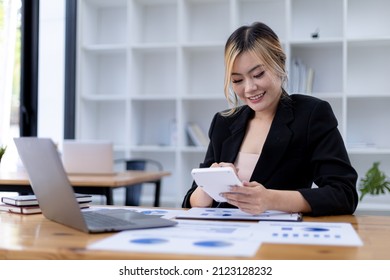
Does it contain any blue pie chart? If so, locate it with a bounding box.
[193,240,232,247]
[130,238,168,244]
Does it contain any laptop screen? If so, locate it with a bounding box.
[62,140,114,175]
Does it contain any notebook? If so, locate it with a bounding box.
[14,137,177,233]
[62,140,115,175]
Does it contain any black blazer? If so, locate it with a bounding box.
[182,94,358,216]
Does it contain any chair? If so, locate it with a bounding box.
[119,159,163,207]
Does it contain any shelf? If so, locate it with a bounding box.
[77,0,390,207]
[131,95,176,101]
[182,0,230,44]
[130,48,177,97]
[181,95,226,101]
[237,0,287,41]
[80,0,127,45]
[347,43,390,95]
[347,0,390,39]
[130,146,177,153]
[181,146,208,153]
[77,100,127,145]
[80,94,128,101]
[82,44,127,53]
[348,148,390,155]
[347,98,390,150]
[182,46,225,96]
[290,38,344,46]
[290,0,343,41]
[80,51,127,96]
[356,202,390,213]
[131,0,177,44]
[290,43,343,94]
[131,100,177,147]
[347,37,390,46]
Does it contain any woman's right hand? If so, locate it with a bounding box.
[189,162,238,207]
[210,162,239,175]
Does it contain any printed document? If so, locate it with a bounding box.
[256,221,363,246]
[176,207,302,221]
[88,219,263,257]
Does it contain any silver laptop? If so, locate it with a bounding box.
[14,137,177,233]
[62,140,115,175]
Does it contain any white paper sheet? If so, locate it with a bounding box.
[88,219,263,257]
[256,221,363,246]
[124,207,185,219]
[84,206,186,219]
[176,207,302,221]
[86,208,363,257]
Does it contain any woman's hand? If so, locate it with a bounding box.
[210,162,239,174]
[221,181,312,215]
[190,162,239,208]
[221,180,270,215]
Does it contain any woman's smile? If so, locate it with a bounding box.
[247,92,265,102]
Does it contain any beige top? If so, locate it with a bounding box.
[235,152,260,182]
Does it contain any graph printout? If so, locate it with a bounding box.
[256,221,363,246]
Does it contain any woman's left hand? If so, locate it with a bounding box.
[221,181,270,215]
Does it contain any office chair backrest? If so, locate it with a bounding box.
[125,159,162,172]
[121,158,163,206]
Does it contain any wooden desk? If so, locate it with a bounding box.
[0,210,389,260]
[0,170,171,206]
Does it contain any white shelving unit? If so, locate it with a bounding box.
[76,0,390,210]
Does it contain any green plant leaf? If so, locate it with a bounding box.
[359,162,390,201]
[0,145,7,159]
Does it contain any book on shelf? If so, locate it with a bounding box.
[186,122,209,147]
[1,193,92,207]
[305,67,315,94]
[290,57,315,95]
[0,202,90,215]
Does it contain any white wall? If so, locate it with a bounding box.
[38,0,65,143]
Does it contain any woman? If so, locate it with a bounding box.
[182,22,358,216]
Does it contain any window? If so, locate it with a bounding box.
[0,0,21,148]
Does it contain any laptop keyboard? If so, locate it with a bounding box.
[83,210,134,228]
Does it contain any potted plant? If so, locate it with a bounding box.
[0,145,7,163]
[359,161,390,201]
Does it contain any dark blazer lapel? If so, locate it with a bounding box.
[251,100,294,183]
